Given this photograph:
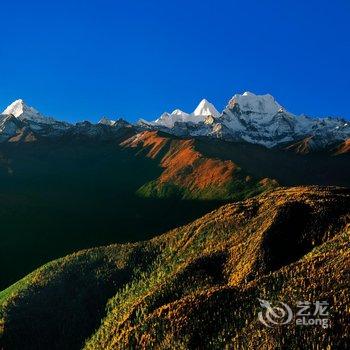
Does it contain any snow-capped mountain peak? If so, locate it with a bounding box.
[3,99,56,124]
[228,91,283,115]
[0,93,348,151]
[152,99,220,128]
[193,99,220,117]
[171,109,189,117]
[99,117,116,126]
[153,109,189,128]
[141,91,349,150]
[3,99,37,118]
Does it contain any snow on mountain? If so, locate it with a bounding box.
[143,91,350,149]
[0,99,74,141]
[193,99,220,118]
[152,99,220,128]
[0,114,24,141]
[99,117,132,129]
[217,92,350,147]
[228,92,282,115]
[2,99,58,125]
[153,110,189,128]
[0,99,137,143]
[0,94,349,150]
[99,117,117,126]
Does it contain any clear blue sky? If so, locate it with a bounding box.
[0,0,349,123]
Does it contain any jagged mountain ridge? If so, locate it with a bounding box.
[0,99,133,142]
[0,94,349,152]
[143,92,350,149]
[0,97,349,350]
[142,98,220,128]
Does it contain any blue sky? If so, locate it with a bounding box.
[0,0,349,123]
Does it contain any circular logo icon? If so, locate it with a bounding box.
[258,298,293,327]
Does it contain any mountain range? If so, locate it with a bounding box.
[142,92,350,151]
[0,93,349,287]
[0,93,349,349]
[1,92,349,153]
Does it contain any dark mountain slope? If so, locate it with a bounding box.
[1,129,349,290]
[0,140,221,290]
[1,186,349,349]
[1,128,349,289]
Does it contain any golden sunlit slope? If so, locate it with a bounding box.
[333,138,350,155]
[283,136,316,154]
[283,137,350,156]
[1,186,349,349]
[121,131,277,199]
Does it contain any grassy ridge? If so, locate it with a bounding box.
[137,174,276,200]
[1,186,349,349]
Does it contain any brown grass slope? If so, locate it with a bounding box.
[122,131,350,199]
[283,137,350,156]
[194,137,350,188]
[121,131,277,199]
[333,138,350,155]
[282,136,316,154]
[0,186,349,349]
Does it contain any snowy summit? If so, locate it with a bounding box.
[193,99,220,118]
[140,91,350,149]
[152,99,220,128]
[0,92,349,150]
[2,99,56,125]
[228,92,283,115]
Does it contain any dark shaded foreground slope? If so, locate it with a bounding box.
[0,186,349,349]
[1,130,349,290]
[0,140,226,289]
